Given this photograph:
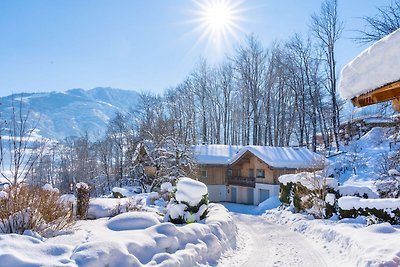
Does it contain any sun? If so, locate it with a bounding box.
[191,0,244,57]
[203,1,234,32]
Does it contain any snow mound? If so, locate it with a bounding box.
[0,234,74,266]
[340,28,400,99]
[257,196,281,212]
[175,177,208,206]
[366,222,397,234]
[338,185,378,198]
[107,212,160,231]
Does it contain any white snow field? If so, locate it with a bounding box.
[339,28,400,99]
[0,197,236,266]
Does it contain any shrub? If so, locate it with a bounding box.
[0,184,73,236]
[166,178,209,224]
[76,182,90,220]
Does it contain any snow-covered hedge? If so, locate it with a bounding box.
[338,196,400,224]
[166,177,209,224]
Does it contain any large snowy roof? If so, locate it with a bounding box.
[194,145,242,165]
[229,146,325,169]
[195,145,325,169]
[339,28,400,100]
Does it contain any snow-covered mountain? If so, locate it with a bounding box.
[0,87,139,140]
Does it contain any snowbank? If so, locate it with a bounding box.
[264,209,400,266]
[339,28,400,99]
[0,203,236,266]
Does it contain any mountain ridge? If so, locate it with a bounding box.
[0,87,140,140]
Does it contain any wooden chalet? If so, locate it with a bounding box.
[195,145,325,205]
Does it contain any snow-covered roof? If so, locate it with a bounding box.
[339,28,400,100]
[229,146,325,169]
[194,144,325,169]
[194,145,242,165]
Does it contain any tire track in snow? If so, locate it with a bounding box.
[217,212,330,267]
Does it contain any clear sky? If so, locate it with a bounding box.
[0,0,392,97]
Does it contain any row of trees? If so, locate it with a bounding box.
[136,0,343,152]
[1,0,399,195]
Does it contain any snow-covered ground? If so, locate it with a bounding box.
[217,202,400,267]
[218,211,330,266]
[0,194,236,266]
[331,127,396,186]
[264,209,400,266]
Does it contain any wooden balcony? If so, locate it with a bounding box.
[227,176,255,188]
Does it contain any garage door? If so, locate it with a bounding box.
[259,189,270,203]
[231,187,237,202]
[247,188,254,204]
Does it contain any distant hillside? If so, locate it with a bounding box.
[0,87,139,140]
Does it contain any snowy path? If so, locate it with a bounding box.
[217,204,331,267]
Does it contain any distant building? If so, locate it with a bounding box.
[194,145,326,205]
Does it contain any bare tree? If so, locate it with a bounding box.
[0,98,46,186]
[233,35,267,145]
[357,0,400,43]
[311,0,343,152]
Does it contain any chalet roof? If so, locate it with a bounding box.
[339,28,400,100]
[229,146,325,169]
[194,144,242,165]
[194,144,325,169]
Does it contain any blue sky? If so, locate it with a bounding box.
[0,0,391,97]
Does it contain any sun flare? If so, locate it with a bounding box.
[191,0,244,56]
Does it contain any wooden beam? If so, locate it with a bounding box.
[392,98,400,112]
[351,80,400,108]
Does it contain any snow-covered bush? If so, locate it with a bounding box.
[338,196,400,224]
[166,178,209,224]
[0,184,73,235]
[76,182,90,220]
[279,172,338,219]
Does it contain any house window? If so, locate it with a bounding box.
[201,170,208,179]
[227,169,232,177]
[256,169,265,178]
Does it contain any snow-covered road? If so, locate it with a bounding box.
[217,204,331,267]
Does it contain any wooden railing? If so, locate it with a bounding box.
[227,176,256,188]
